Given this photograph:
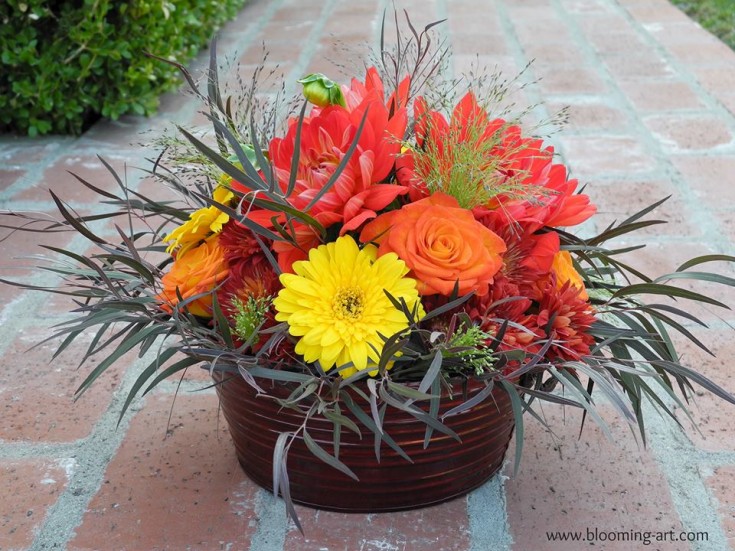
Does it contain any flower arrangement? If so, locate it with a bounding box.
[4,16,735,530]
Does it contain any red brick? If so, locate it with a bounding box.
[388,0,440,13]
[448,14,503,37]
[69,393,258,551]
[510,9,574,46]
[452,55,522,86]
[559,135,657,179]
[306,49,363,81]
[584,31,648,56]
[663,39,734,66]
[535,66,608,96]
[603,53,674,80]
[322,13,380,39]
[0,168,27,192]
[80,116,166,149]
[0,459,69,550]
[670,155,735,208]
[560,0,614,14]
[689,65,735,102]
[18,154,138,206]
[0,140,65,166]
[133,174,191,208]
[704,466,735,546]
[234,60,293,91]
[452,33,510,56]
[575,12,635,35]
[643,115,734,151]
[520,41,587,67]
[624,241,721,281]
[645,17,731,57]
[673,328,735,453]
[547,100,629,132]
[333,1,380,17]
[505,404,686,551]
[617,78,705,112]
[624,242,735,326]
[269,7,321,24]
[623,2,695,24]
[587,179,702,239]
[284,498,471,551]
[240,40,311,65]
[0,329,126,442]
[0,212,77,281]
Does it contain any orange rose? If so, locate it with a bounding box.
[360,193,506,296]
[551,250,588,301]
[157,236,230,317]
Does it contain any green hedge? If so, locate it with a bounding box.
[0,0,248,136]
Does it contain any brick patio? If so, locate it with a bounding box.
[1,0,735,549]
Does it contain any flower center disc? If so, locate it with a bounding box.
[333,287,365,320]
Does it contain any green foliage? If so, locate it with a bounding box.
[232,295,272,344]
[443,323,496,375]
[0,0,247,136]
[672,0,735,50]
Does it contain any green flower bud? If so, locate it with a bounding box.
[298,73,347,108]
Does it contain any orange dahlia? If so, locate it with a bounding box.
[244,76,409,272]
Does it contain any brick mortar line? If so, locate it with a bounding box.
[0,3,291,549]
[618,1,735,131]
[477,1,559,549]
[0,139,78,202]
[0,441,81,461]
[494,0,730,250]
[551,1,734,548]
[28,356,148,550]
[0,219,121,359]
[561,0,734,253]
[239,1,343,549]
[642,402,731,551]
[0,0,283,201]
[694,449,735,467]
[493,0,732,548]
[281,0,341,100]
[435,1,516,547]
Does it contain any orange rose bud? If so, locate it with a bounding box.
[157,235,230,318]
[360,193,506,296]
[551,250,588,301]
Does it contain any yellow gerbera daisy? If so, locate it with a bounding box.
[164,185,235,254]
[273,235,423,376]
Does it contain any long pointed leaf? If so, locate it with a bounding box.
[302,430,359,481]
